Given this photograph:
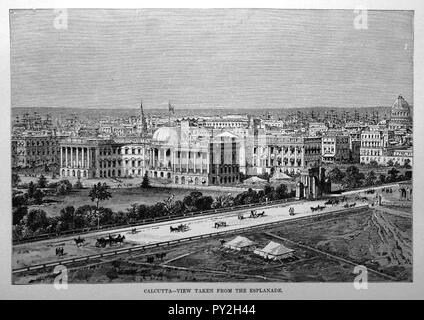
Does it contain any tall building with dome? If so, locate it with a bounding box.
[388,95,412,131]
[147,121,242,186]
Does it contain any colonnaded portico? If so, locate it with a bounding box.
[60,143,96,179]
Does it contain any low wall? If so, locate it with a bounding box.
[150,182,249,193]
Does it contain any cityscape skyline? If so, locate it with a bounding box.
[10,9,413,110]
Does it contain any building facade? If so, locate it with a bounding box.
[12,132,62,168]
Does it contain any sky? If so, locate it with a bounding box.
[10,9,413,110]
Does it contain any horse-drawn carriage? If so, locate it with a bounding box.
[343,202,356,208]
[214,221,227,228]
[310,205,326,212]
[170,223,190,233]
[95,234,125,247]
[324,198,339,206]
[289,207,295,216]
[250,210,265,218]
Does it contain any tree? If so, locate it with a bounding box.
[74,178,83,189]
[342,166,364,190]
[56,179,73,195]
[59,206,76,230]
[12,193,28,208]
[27,181,36,199]
[388,168,399,182]
[328,167,345,184]
[12,173,20,188]
[212,194,234,209]
[89,182,112,211]
[378,174,387,184]
[369,160,379,168]
[182,191,203,211]
[24,209,49,232]
[193,196,214,211]
[364,170,377,186]
[32,189,44,205]
[274,184,288,199]
[141,172,150,188]
[387,159,394,167]
[37,174,48,188]
[13,206,28,225]
[403,159,412,169]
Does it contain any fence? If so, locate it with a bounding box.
[12,205,369,274]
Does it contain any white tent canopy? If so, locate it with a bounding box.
[223,236,256,251]
[270,172,292,181]
[254,241,294,260]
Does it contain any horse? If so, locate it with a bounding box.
[155,252,167,261]
[214,221,227,228]
[256,211,265,217]
[130,228,137,234]
[114,235,125,245]
[170,225,179,233]
[74,236,85,246]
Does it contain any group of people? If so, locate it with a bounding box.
[55,246,65,256]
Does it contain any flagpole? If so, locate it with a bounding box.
[168,100,171,126]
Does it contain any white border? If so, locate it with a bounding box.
[1,0,423,300]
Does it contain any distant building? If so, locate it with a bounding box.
[264,135,322,174]
[308,122,328,136]
[360,129,393,165]
[12,131,63,168]
[321,134,350,164]
[388,95,412,131]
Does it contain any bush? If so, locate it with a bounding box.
[74,179,84,189]
[56,180,73,195]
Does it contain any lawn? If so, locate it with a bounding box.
[30,187,236,217]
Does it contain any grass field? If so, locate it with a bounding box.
[29,187,236,217]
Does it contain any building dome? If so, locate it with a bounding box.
[389,95,412,131]
[152,127,179,145]
[392,95,410,112]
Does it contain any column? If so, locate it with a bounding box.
[82,147,85,168]
[60,147,63,167]
[187,150,190,172]
[294,145,297,167]
[193,150,197,173]
[87,148,90,169]
[76,147,79,168]
[268,147,271,167]
[70,147,73,168]
[179,151,182,172]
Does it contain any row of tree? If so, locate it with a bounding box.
[328,165,411,190]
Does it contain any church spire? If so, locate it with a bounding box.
[139,99,147,136]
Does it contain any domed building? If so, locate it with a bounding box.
[148,121,244,186]
[389,95,412,131]
[148,124,211,185]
